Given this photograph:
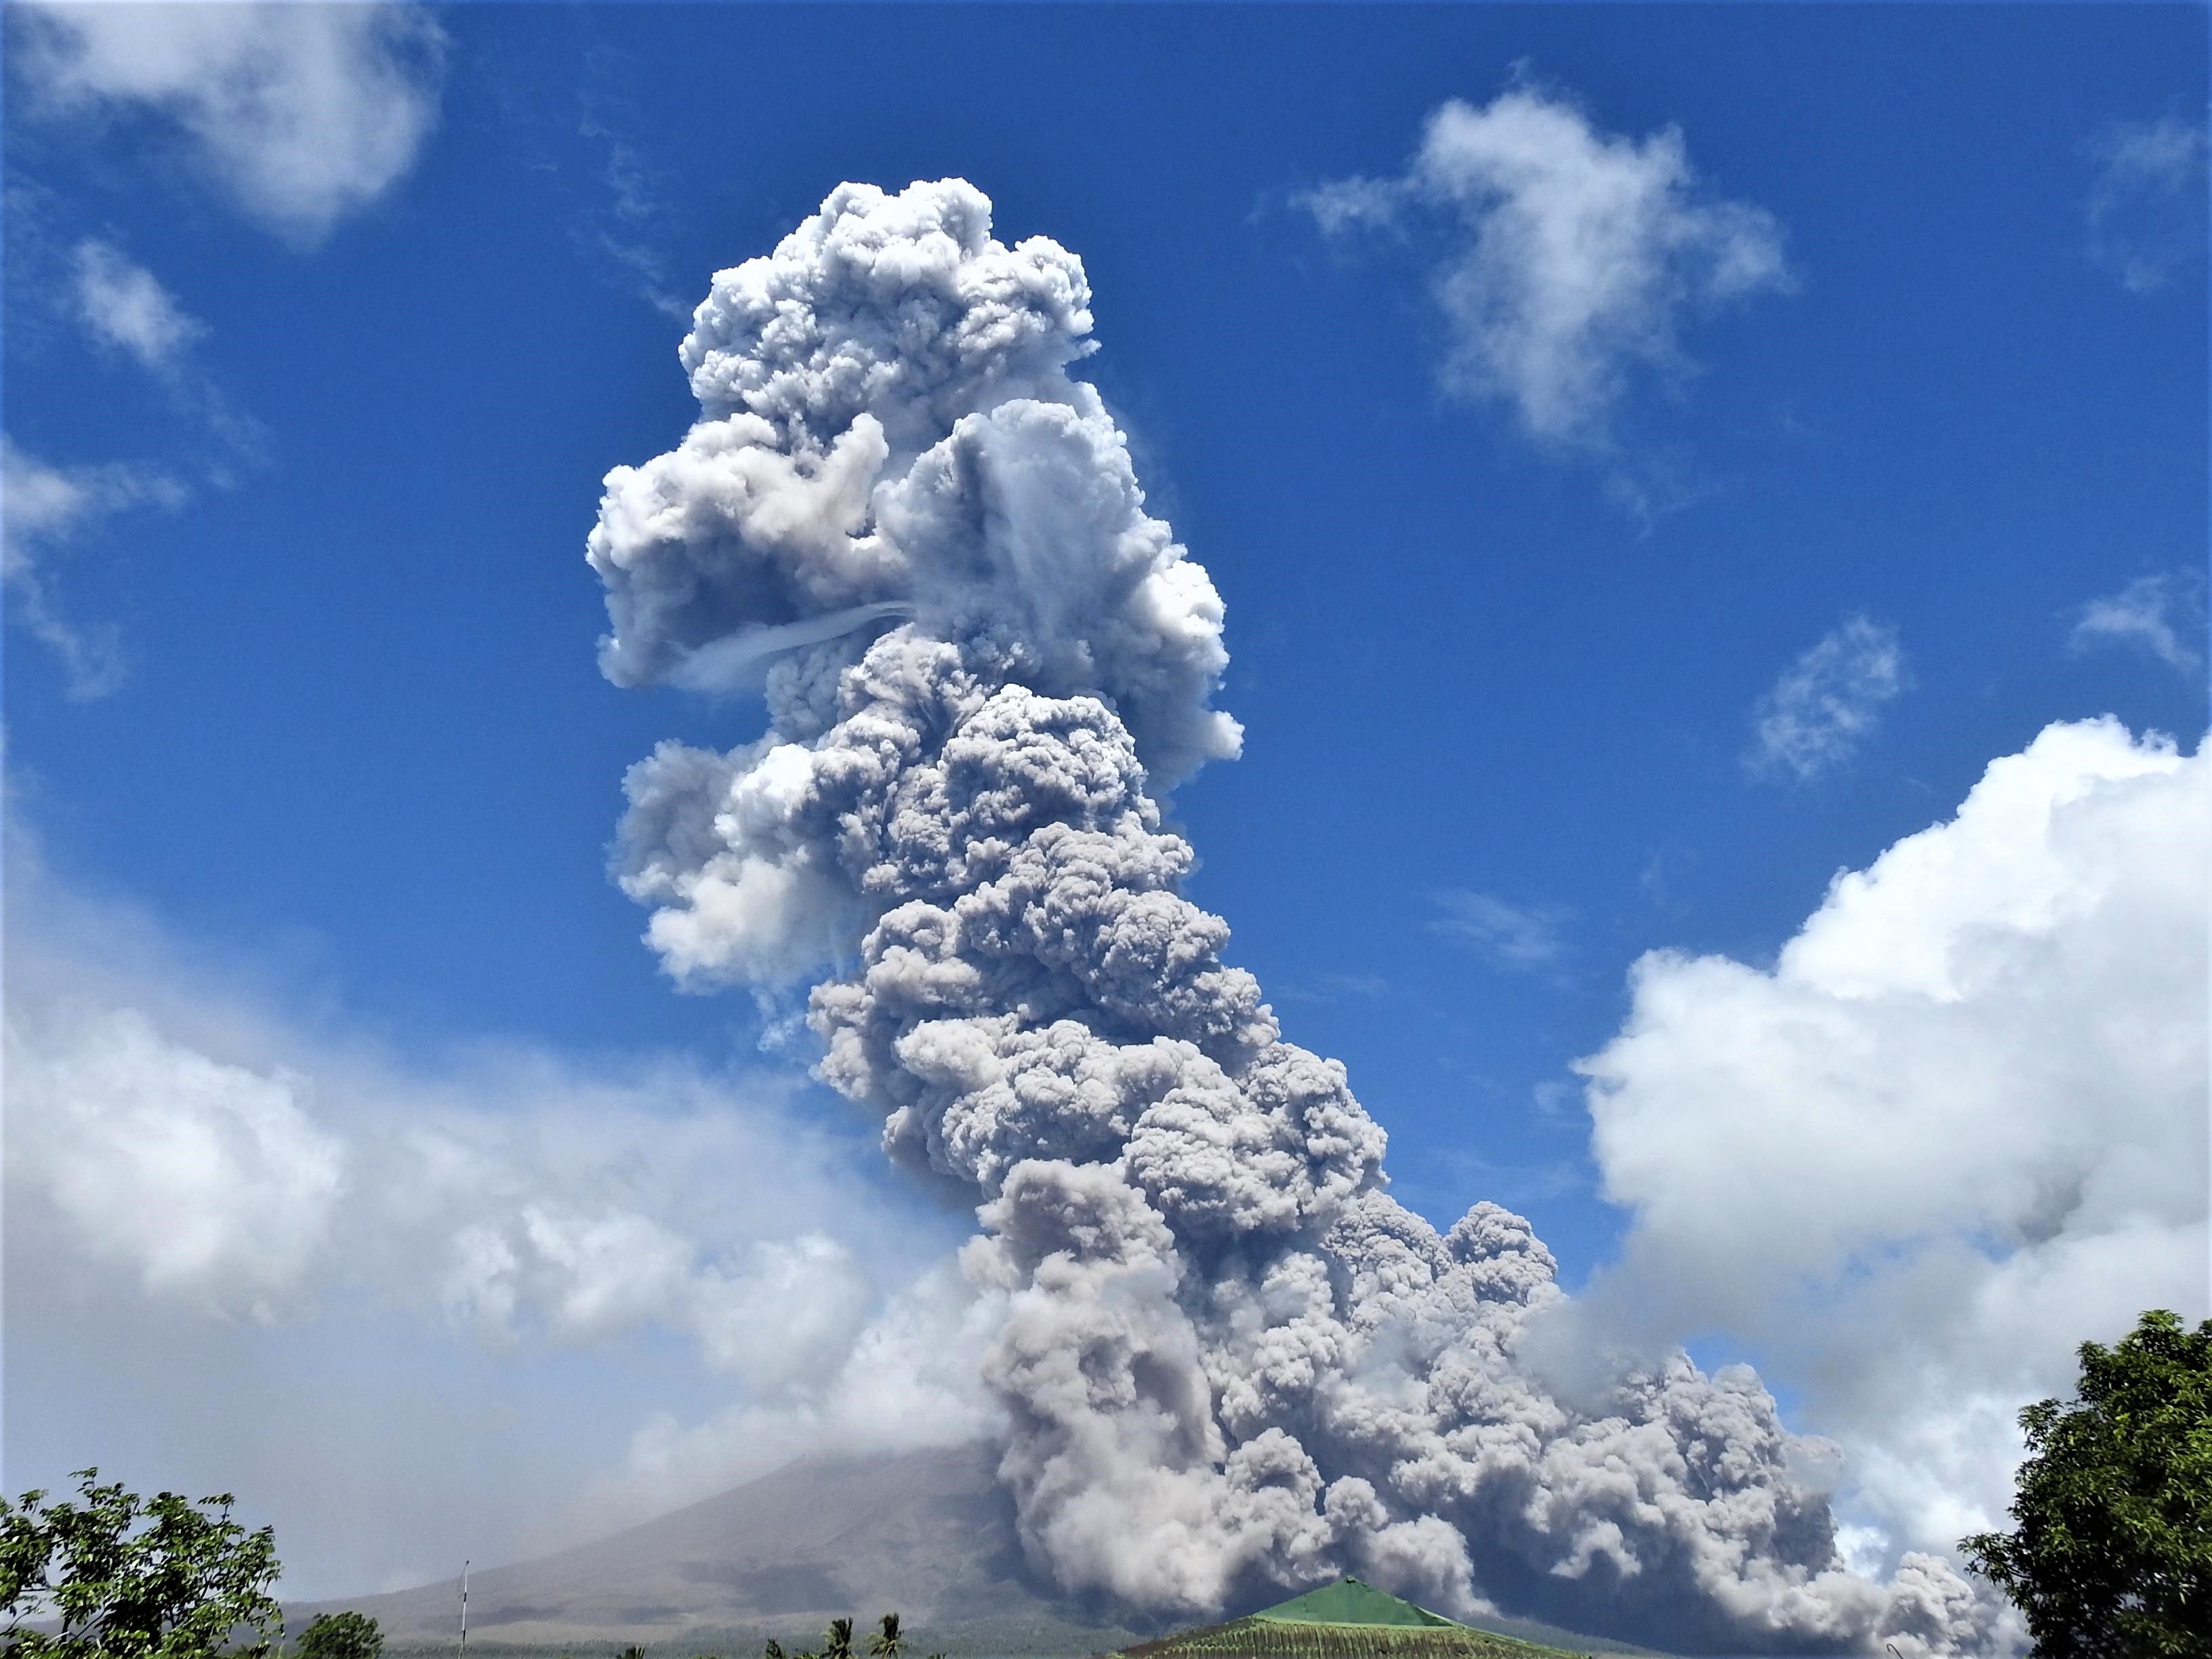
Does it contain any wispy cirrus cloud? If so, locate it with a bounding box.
[2070,571,2206,675]
[1746,614,1907,782]
[7,241,265,695]
[1271,970,1393,1004]
[1431,889,1571,975]
[2084,113,2209,295]
[1304,83,1792,461]
[5,10,432,698]
[1,438,187,698]
[72,238,204,371]
[578,64,695,322]
[68,237,266,464]
[9,1,447,246]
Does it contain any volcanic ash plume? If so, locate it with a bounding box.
[587,180,1990,1655]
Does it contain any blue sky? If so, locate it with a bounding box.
[5,0,2207,1618]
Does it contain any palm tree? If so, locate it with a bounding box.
[762,1644,784,1659]
[867,1615,903,1659]
[823,1620,854,1659]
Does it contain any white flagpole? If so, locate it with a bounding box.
[461,1561,470,1657]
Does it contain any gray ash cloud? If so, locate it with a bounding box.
[586,178,1991,1655]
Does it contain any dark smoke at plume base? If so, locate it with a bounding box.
[585,179,1992,1657]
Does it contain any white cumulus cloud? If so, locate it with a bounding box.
[2070,570,2205,674]
[7,916,948,1382]
[10,1,447,245]
[3,804,989,1591]
[1571,716,2210,1564]
[1305,85,1792,449]
[8,1003,342,1320]
[1747,613,1907,781]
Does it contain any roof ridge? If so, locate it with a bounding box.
[1248,1576,1463,1629]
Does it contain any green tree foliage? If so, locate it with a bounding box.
[0,1469,282,1659]
[1961,1308,2211,1658]
[295,1614,380,1659]
[774,1611,901,1659]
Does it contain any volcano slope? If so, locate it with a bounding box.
[290,1448,1654,1659]
[291,1444,1141,1656]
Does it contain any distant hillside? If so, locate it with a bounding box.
[293,1443,1144,1658]
[295,1444,1657,1659]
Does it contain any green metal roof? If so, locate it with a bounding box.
[1250,1579,1462,1629]
[1115,1578,1592,1659]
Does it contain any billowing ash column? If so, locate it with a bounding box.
[586,179,1990,1656]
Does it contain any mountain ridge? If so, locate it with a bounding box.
[292,1444,1658,1659]
[291,1443,1143,1656]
